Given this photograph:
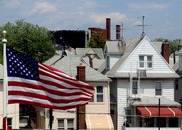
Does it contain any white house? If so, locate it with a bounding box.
[104,35,182,129]
[0,64,19,129]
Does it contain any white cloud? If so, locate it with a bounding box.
[128,2,170,10]
[3,0,21,8]
[28,2,57,15]
[90,12,126,24]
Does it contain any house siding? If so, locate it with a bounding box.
[109,55,120,70]
[115,78,175,130]
[117,79,129,130]
[118,37,174,74]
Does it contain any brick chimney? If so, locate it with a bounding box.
[106,18,111,40]
[76,64,86,129]
[161,40,170,63]
[116,25,120,40]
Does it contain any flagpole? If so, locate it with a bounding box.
[2,30,7,130]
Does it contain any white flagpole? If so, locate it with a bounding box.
[2,30,7,130]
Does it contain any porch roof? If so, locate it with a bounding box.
[137,106,182,117]
[132,96,181,107]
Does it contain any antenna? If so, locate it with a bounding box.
[121,22,124,40]
[120,22,127,40]
[136,16,151,38]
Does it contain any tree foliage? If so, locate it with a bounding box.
[153,38,181,54]
[87,29,106,49]
[0,20,55,63]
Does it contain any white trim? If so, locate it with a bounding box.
[168,107,175,116]
[145,107,152,116]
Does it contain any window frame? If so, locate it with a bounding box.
[96,86,104,102]
[139,55,153,69]
[155,81,162,96]
[67,119,74,129]
[58,119,64,130]
[132,80,138,95]
[89,86,104,103]
[58,118,74,130]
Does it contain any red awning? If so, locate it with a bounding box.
[137,107,182,117]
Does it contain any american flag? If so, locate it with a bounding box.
[6,47,94,110]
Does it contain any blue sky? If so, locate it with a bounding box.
[1,0,182,40]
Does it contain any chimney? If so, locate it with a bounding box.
[106,18,111,40]
[76,64,86,129]
[116,25,120,40]
[161,40,170,63]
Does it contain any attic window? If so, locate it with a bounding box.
[139,55,153,69]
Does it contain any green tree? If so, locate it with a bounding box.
[0,20,55,63]
[87,29,106,49]
[169,39,181,54]
[153,38,181,54]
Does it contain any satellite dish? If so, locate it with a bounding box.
[40,110,45,117]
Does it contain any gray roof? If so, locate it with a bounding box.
[44,51,62,66]
[81,57,105,70]
[104,40,126,54]
[132,96,180,107]
[152,41,163,53]
[45,56,111,82]
[106,38,140,77]
[176,49,182,56]
[75,48,104,59]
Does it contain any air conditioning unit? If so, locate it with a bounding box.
[137,69,146,77]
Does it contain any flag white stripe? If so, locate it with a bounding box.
[8,96,89,107]
[8,86,90,100]
[8,77,94,96]
[39,64,91,89]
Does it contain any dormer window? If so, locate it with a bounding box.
[139,55,153,69]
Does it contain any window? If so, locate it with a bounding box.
[96,86,103,102]
[125,108,131,123]
[175,79,179,90]
[132,81,138,94]
[139,56,144,68]
[58,119,74,130]
[58,119,64,130]
[155,82,162,95]
[89,95,94,102]
[7,118,12,129]
[139,55,153,69]
[67,119,74,130]
[89,86,104,103]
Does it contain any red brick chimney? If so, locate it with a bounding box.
[76,64,86,129]
[106,18,111,40]
[161,40,170,63]
[116,25,120,40]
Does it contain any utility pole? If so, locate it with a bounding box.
[158,98,160,130]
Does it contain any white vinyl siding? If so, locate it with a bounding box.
[117,37,174,74]
[116,79,175,129]
[110,55,120,69]
[117,79,129,130]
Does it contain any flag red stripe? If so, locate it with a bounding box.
[8,81,92,97]
[39,68,94,91]
[8,91,91,103]
[8,100,88,110]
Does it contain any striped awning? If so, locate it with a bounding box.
[137,107,182,117]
